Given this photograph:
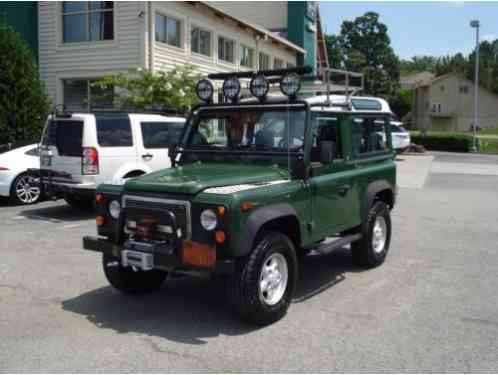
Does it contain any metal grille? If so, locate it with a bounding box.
[123,195,191,239]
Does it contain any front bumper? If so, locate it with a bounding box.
[83,236,234,275]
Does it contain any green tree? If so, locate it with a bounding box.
[400,56,438,75]
[0,21,51,145]
[325,34,343,69]
[389,88,412,119]
[330,12,400,98]
[92,65,201,113]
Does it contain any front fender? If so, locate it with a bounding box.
[361,180,395,221]
[233,203,298,257]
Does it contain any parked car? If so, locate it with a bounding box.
[390,121,411,153]
[83,68,397,325]
[0,144,42,205]
[37,111,185,210]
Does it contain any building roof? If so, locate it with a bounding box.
[200,2,307,55]
[400,71,435,88]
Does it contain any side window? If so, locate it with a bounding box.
[140,122,184,149]
[96,117,133,147]
[311,116,342,163]
[351,117,389,156]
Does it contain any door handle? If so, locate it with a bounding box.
[338,185,351,196]
[142,153,153,159]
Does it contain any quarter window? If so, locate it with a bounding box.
[240,45,254,68]
[311,115,342,162]
[191,26,211,56]
[62,2,114,43]
[218,36,235,63]
[155,14,181,47]
[141,122,184,149]
[351,117,389,156]
[96,117,133,147]
[259,52,270,70]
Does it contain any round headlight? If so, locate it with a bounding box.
[280,73,301,97]
[250,75,269,99]
[196,79,214,102]
[200,209,217,231]
[222,77,241,101]
[109,200,121,219]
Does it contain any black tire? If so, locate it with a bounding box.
[64,194,94,211]
[227,231,298,326]
[102,254,168,294]
[351,201,391,267]
[10,173,42,205]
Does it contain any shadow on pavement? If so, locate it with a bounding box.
[62,248,359,343]
[20,202,94,222]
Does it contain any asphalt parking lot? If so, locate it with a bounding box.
[1,151,498,372]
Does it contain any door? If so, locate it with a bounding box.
[135,117,185,172]
[309,114,355,239]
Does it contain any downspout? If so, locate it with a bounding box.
[148,1,154,72]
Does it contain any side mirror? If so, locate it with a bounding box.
[168,143,178,166]
[320,141,335,165]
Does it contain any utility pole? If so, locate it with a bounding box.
[470,20,480,152]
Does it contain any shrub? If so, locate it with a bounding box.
[411,133,473,152]
[0,21,51,146]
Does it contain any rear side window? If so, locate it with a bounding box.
[96,117,133,147]
[140,122,184,149]
[352,117,389,156]
[351,99,382,111]
[42,120,84,157]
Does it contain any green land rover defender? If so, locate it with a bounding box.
[83,67,397,325]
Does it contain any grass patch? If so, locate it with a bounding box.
[479,128,498,136]
[409,130,498,154]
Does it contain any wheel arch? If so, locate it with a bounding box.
[237,203,301,257]
[362,180,395,221]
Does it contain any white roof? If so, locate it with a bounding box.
[306,95,392,114]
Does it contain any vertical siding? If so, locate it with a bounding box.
[38,1,144,105]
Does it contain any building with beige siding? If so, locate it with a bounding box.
[38,1,306,110]
[410,73,498,132]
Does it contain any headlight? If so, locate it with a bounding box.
[200,209,217,231]
[109,200,121,219]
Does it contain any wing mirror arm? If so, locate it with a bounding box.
[168,143,178,167]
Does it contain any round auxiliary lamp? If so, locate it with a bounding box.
[196,79,214,103]
[280,72,301,98]
[249,75,270,101]
[222,77,241,102]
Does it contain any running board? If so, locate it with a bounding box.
[312,234,362,255]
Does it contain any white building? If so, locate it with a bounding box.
[38,1,306,110]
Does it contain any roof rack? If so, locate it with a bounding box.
[51,105,186,118]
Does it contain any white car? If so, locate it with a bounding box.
[38,111,185,209]
[0,144,42,205]
[391,121,411,153]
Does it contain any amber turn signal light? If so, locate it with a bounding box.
[95,193,104,204]
[241,201,253,212]
[215,230,226,244]
[217,206,226,217]
[96,215,105,226]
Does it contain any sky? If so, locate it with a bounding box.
[319,1,498,60]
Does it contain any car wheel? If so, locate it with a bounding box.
[102,254,168,294]
[64,194,94,211]
[351,201,391,267]
[227,231,298,326]
[10,173,41,205]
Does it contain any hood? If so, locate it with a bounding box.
[124,162,290,195]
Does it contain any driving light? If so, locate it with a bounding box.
[200,209,217,231]
[222,77,241,101]
[280,73,301,97]
[196,79,214,102]
[250,75,269,99]
[109,200,121,219]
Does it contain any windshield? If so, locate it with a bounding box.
[184,107,306,153]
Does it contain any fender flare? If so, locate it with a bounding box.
[361,180,395,221]
[235,203,299,257]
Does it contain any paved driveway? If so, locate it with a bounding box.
[1,152,497,371]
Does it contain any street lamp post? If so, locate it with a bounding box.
[470,20,480,152]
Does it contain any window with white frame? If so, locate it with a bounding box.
[63,79,113,111]
[240,45,254,68]
[274,58,284,69]
[155,13,181,47]
[218,36,235,63]
[62,2,114,43]
[259,52,270,70]
[191,26,211,56]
